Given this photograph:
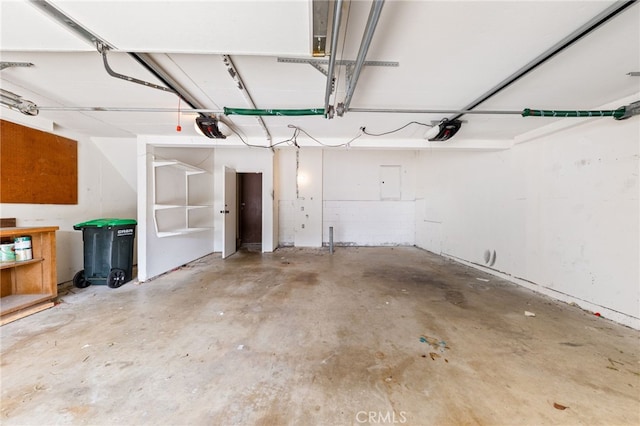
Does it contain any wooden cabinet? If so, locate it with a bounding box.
[0,226,58,325]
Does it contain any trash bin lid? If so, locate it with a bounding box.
[74,218,137,228]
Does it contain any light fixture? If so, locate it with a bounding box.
[0,89,38,116]
[194,116,227,139]
[297,171,308,186]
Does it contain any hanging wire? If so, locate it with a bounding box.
[288,124,363,148]
[225,124,363,149]
[227,124,298,149]
[360,120,435,136]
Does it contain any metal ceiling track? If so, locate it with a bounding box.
[0,89,38,115]
[0,62,34,71]
[448,0,639,122]
[128,53,202,111]
[278,57,398,77]
[323,0,344,117]
[341,0,385,113]
[29,0,212,118]
[221,55,273,145]
[27,0,114,49]
[312,0,330,57]
[97,44,173,94]
[34,102,640,121]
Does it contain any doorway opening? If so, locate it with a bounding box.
[237,172,262,250]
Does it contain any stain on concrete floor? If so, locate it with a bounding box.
[1,247,638,425]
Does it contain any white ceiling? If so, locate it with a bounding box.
[1,0,638,146]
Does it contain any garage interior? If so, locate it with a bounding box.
[1,0,639,424]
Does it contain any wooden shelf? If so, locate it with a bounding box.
[0,257,44,270]
[1,226,58,324]
[0,226,59,236]
[1,294,54,316]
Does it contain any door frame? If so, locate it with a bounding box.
[222,166,237,259]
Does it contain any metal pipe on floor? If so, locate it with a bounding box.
[329,227,334,254]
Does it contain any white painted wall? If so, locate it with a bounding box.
[0,122,137,284]
[277,148,324,247]
[277,149,297,246]
[276,148,418,247]
[322,150,417,246]
[295,149,323,247]
[415,115,640,328]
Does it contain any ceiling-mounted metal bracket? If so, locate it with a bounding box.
[0,62,34,71]
[97,43,174,93]
[345,63,356,86]
[344,62,356,86]
[277,57,398,77]
[615,100,640,120]
[312,0,330,57]
[628,71,640,76]
[27,0,115,50]
[1,89,38,116]
[308,61,329,77]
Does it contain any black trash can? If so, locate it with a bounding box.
[73,218,137,288]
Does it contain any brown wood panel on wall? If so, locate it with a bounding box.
[0,120,77,204]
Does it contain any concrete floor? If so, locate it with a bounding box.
[1,247,638,425]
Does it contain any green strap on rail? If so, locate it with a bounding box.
[522,107,626,120]
[224,107,325,116]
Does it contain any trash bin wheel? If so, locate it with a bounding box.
[73,270,90,288]
[107,268,126,288]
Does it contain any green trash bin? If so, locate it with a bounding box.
[73,218,137,288]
